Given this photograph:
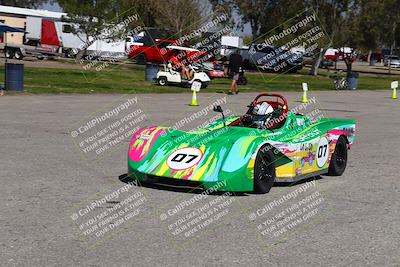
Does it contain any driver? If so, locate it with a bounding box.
[252,102,274,129]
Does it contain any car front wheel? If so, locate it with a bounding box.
[254,146,276,193]
[158,77,167,86]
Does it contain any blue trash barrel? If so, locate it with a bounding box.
[5,63,24,91]
[145,63,158,82]
[369,59,377,66]
[347,71,359,90]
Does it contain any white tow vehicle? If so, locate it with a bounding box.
[156,46,210,88]
[156,63,211,88]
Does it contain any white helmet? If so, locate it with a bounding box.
[253,102,274,128]
[254,102,274,115]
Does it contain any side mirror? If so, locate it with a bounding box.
[213,105,226,127]
[213,105,223,113]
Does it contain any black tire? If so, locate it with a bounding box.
[242,59,250,69]
[64,48,76,58]
[136,53,147,64]
[5,48,14,59]
[328,136,348,176]
[237,76,247,85]
[254,146,276,193]
[158,76,167,86]
[14,49,24,60]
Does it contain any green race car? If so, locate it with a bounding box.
[128,93,355,193]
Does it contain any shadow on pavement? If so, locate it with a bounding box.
[119,174,323,196]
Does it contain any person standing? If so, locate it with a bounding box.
[227,49,242,95]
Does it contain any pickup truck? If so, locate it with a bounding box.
[128,39,176,63]
[241,44,303,73]
[128,39,210,64]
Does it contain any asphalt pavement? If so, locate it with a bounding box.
[1,91,399,266]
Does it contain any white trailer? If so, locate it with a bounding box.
[220,36,244,59]
[1,7,139,60]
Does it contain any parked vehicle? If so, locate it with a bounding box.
[128,38,176,63]
[324,48,340,61]
[197,62,247,85]
[384,55,400,67]
[200,62,225,79]
[389,58,400,68]
[360,53,383,62]
[220,46,249,62]
[1,17,64,59]
[241,44,303,72]
[220,36,244,60]
[156,63,211,88]
[128,35,210,64]
[1,16,136,60]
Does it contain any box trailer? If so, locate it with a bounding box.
[1,17,64,59]
[1,16,136,60]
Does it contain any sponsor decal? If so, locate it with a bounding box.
[316,137,329,168]
[166,147,203,171]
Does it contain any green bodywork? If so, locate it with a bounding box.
[128,111,356,192]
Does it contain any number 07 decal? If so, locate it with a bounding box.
[316,137,330,168]
[167,147,203,171]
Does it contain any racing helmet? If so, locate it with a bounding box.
[253,102,274,128]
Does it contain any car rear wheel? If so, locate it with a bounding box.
[136,54,147,64]
[158,77,167,86]
[328,136,348,176]
[254,146,275,193]
[14,49,24,60]
[237,76,247,85]
[5,48,14,59]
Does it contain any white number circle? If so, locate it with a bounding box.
[316,137,330,168]
[166,147,203,171]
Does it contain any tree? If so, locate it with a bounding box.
[354,0,384,61]
[209,0,364,75]
[57,0,207,60]
[155,0,201,37]
[0,0,48,8]
[57,0,120,58]
[304,0,359,75]
[379,0,400,47]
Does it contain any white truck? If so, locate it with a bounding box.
[2,16,138,60]
[1,17,86,60]
[220,36,246,61]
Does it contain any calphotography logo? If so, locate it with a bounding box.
[70,96,148,162]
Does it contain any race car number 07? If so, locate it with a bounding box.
[167,147,203,170]
[316,137,329,168]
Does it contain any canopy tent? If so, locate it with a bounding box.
[0,22,25,90]
[0,22,25,60]
[0,22,25,33]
